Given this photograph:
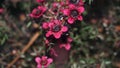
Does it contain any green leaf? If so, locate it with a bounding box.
[89,0,93,4]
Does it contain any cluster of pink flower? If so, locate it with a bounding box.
[30,0,84,68]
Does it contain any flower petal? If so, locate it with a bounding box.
[37,64,42,68]
[42,22,48,29]
[54,19,60,24]
[37,0,43,3]
[67,37,73,42]
[65,43,71,50]
[61,26,68,32]
[48,22,54,28]
[78,7,84,13]
[60,43,71,50]
[53,32,61,39]
[42,56,47,60]
[52,2,59,7]
[77,15,83,21]
[59,44,65,48]
[48,58,53,63]
[46,31,52,37]
[0,8,4,14]
[35,57,41,64]
[69,4,75,9]
[63,9,70,16]
[68,17,75,24]
[38,6,47,13]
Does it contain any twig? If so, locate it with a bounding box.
[7,32,40,68]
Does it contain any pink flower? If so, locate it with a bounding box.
[66,0,84,6]
[30,6,46,18]
[60,37,72,50]
[51,2,64,14]
[35,56,53,68]
[42,20,68,39]
[36,0,45,3]
[52,2,59,8]
[0,8,4,14]
[62,4,84,24]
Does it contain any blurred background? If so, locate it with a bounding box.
[0,0,120,68]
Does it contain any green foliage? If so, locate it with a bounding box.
[0,27,8,45]
[83,0,93,4]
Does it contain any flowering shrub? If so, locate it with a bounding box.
[29,0,85,67]
[30,0,84,68]
[1,0,120,68]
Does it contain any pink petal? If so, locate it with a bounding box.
[59,44,65,48]
[63,9,70,16]
[52,2,59,7]
[32,8,38,14]
[42,56,47,60]
[37,0,44,3]
[78,7,85,13]
[29,13,39,18]
[46,31,52,37]
[60,43,71,50]
[42,22,48,29]
[48,22,54,28]
[69,4,75,9]
[60,2,64,6]
[42,7,47,12]
[47,58,53,63]
[0,8,4,14]
[65,43,71,50]
[68,17,75,24]
[37,64,42,68]
[53,32,61,39]
[38,6,47,12]
[77,15,83,21]
[35,57,41,64]
[29,14,33,17]
[61,26,68,32]
[54,20,60,24]
[67,37,73,42]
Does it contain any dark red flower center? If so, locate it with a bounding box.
[69,0,79,4]
[52,25,61,32]
[70,10,79,17]
[34,9,42,15]
[40,59,48,65]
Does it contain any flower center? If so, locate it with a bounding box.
[70,10,79,17]
[40,59,48,65]
[34,9,42,15]
[69,0,79,4]
[52,25,61,32]
[57,14,63,20]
